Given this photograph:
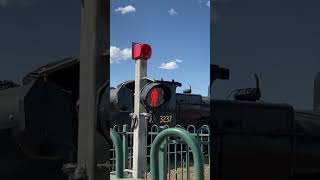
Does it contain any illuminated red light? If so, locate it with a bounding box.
[147,87,165,108]
[132,42,152,60]
[149,88,159,107]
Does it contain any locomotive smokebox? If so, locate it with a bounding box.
[110,86,133,112]
[314,72,320,111]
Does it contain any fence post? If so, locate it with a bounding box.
[159,127,167,180]
[122,124,129,170]
[110,128,124,178]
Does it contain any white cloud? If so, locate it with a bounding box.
[158,59,183,70]
[115,5,136,15]
[206,1,210,7]
[110,46,131,64]
[168,8,178,16]
[0,0,31,8]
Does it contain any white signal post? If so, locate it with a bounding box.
[132,43,152,179]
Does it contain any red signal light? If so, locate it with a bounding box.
[149,88,160,107]
[146,87,165,108]
[132,42,152,60]
[141,83,171,109]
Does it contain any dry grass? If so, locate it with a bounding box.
[146,164,210,180]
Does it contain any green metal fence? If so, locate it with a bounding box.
[110,124,210,180]
[150,128,204,180]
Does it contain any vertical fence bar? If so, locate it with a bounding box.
[180,137,184,179]
[186,125,194,180]
[186,144,190,180]
[159,139,168,180]
[200,129,204,153]
[168,139,171,180]
[174,142,177,180]
[122,125,129,170]
[129,129,134,169]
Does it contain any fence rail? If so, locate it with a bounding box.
[110,124,210,180]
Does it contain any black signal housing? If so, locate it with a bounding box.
[140,80,181,127]
[140,83,172,110]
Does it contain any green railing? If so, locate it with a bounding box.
[150,128,204,180]
[110,128,124,178]
[110,124,210,179]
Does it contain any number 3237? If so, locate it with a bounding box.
[159,115,172,123]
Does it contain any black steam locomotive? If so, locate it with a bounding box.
[1,58,320,180]
[110,79,210,128]
[0,57,210,179]
[211,65,320,180]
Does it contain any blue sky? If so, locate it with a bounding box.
[0,0,209,95]
[1,0,319,109]
[212,0,320,110]
[110,0,210,96]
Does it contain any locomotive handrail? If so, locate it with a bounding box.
[110,128,124,178]
[150,127,204,180]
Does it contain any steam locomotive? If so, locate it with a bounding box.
[1,58,320,180]
[211,64,320,180]
[0,57,210,179]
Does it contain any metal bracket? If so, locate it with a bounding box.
[130,112,152,128]
[129,113,138,129]
[140,112,151,118]
[141,112,152,124]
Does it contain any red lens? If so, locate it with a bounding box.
[147,87,165,108]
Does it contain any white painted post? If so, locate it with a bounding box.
[132,59,148,179]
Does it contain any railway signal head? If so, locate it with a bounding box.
[132,42,152,60]
[140,80,181,126]
[141,83,171,109]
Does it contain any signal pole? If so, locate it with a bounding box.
[132,59,148,179]
[131,43,152,179]
[77,0,109,179]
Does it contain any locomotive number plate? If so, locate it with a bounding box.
[159,115,172,123]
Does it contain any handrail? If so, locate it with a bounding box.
[150,128,204,180]
[110,128,124,178]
